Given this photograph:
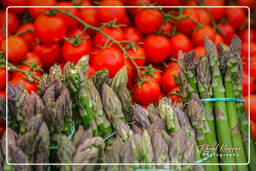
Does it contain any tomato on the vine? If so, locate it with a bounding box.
[16,23,36,49]
[168,87,182,103]
[141,67,162,84]
[0,67,8,90]
[91,47,125,78]
[0,10,19,34]
[88,65,96,79]
[10,77,38,93]
[133,80,161,105]
[161,67,179,93]
[80,0,99,28]
[241,41,256,58]
[242,73,255,96]
[135,9,163,34]
[62,29,92,63]
[192,25,216,47]
[1,36,28,63]
[124,59,133,89]
[24,52,43,67]
[2,0,28,14]
[122,27,143,44]
[169,33,192,58]
[225,8,246,30]
[204,0,225,21]
[28,0,57,18]
[218,23,235,44]
[244,59,256,79]
[238,0,255,8]
[144,35,170,63]
[214,33,224,46]
[33,43,60,67]
[126,45,145,68]
[244,94,256,122]
[156,0,181,6]
[12,64,41,84]
[159,22,173,37]
[167,62,179,71]
[239,29,256,42]
[0,91,5,99]
[196,9,211,26]
[94,26,124,48]
[193,46,205,58]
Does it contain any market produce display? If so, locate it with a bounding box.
[0,0,256,170]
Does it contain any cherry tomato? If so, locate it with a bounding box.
[239,29,256,42]
[252,120,256,142]
[144,35,170,63]
[16,23,36,49]
[33,43,60,67]
[62,29,92,63]
[176,9,199,35]
[238,0,255,8]
[244,59,256,79]
[0,91,5,99]
[241,41,256,58]
[161,67,179,93]
[168,87,183,103]
[135,9,163,34]
[214,33,224,46]
[127,45,145,68]
[141,67,162,84]
[24,52,43,67]
[94,26,124,48]
[218,23,235,44]
[126,0,152,6]
[244,94,256,122]
[167,62,179,71]
[0,67,7,90]
[133,80,161,105]
[0,10,19,34]
[1,0,28,14]
[204,0,225,21]
[10,77,38,93]
[1,36,28,63]
[156,0,181,5]
[80,0,99,28]
[196,9,211,25]
[122,27,143,44]
[242,73,255,96]
[226,8,246,30]
[34,14,67,45]
[192,25,216,47]
[193,46,205,58]
[88,65,96,79]
[56,2,80,28]
[98,0,126,24]
[169,33,192,59]
[28,0,57,18]
[12,64,41,82]
[91,47,125,78]
[159,22,173,37]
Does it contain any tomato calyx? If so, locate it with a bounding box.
[64,34,89,46]
[100,19,126,29]
[44,9,58,16]
[141,65,162,78]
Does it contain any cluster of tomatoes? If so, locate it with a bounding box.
[0,0,256,140]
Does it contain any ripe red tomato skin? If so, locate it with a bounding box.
[241,41,256,58]
[244,60,256,79]
[239,29,256,42]
[133,80,161,105]
[225,8,246,30]
[135,9,163,34]
[2,0,28,14]
[143,35,170,63]
[24,52,43,67]
[28,0,57,18]
[159,22,173,37]
[34,14,67,45]
[167,62,179,71]
[10,77,38,93]
[242,73,255,96]
[214,33,224,46]
[88,65,96,79]
[0,67,7,90]
[204,0,225,21]
[91,47,125,78]
[1,36,28,63]
[33,43,60,67]
[168,87,182,103]
[193,46,205,58]
[169,33,192,59]
[252,120,256,142]
[244,94,256,122]
[192,25,216,47]
[16,23,36,49]
[122,27,143,44]
[196,9,211,25]
[126,45,145,67]
[176,9,198,35]
[0,10,19,34]
[0,91,5,99]
[94,26,124,48]
[80,0,99,29]
[62,29,92,64]
[218,23,235,44]
[161,68,179,93]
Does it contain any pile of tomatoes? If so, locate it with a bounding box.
[0,0,256,140]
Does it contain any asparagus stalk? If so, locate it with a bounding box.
[204,36,236,170]
[219,40,248,170]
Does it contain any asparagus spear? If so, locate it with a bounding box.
[219,40,248,170]
[205,36,236,170]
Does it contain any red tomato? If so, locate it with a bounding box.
[94,26,124,48]
[88,65,96,79]
[204,0,225,21]
[135,9,163,34]
[214,33,224,46]
[0,91,5,99]
[144,35,170,63]
[226,8,246,30]
[161,68,179,93]
[168,87,182,103]
[91,47,125,78]
[169,33,192,58]
[252,120,256,142]
[24,52,43,67]
[127,45,145,68]
[56,2,80,28]
[156,0,181,5]
[33,43,60,67]
[34,14,67,45]
[241,41,256,58]
[80,0,99,28]
[133,80,161,105]
[192,25,216,47]
[122,27,143,44]
[98,0,126,24]
[242,73,255,96]
[62,29,92,63]
[244,59,256,79]
[239,29,256,42]
[141,67,162,84]
[218,23,235,44]
[16,23,36,49]
[1,36,28,63]
[12,64,41,84]
[238,0,255,8]
[0,10,19,34]
[10,77,38,93]
[167,62,179,71]
[159,22,173,37]
[0,67,7,90]
[126,0,152,6]
[244,94,256,122]
[0,27,5,43]
[196,9,211,25]
[176,9,199,35]
[28,0,57,18]
[193,46,205,58]
[2,0,28,14]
